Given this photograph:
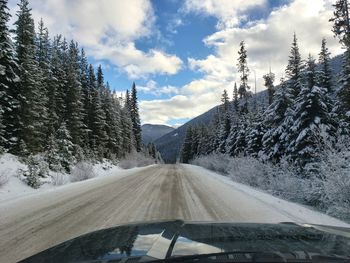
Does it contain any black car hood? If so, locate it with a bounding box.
[21,220,350,262]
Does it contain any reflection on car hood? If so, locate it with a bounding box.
[21,220,350,263]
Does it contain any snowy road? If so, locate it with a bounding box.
[0,164,348,262]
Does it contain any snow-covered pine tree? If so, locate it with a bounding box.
[317,40,341,139]
[15,0,48,154]
[46,122,75,173]
[218,89,231,153]
[330,1,350,115]
[0,0,20,152]
[226,121,239,157]
[201,113,219,154]
[130,83,142,152]
[261,79,293,162]
[285,33,303,99]
[0,111,4,153]
[79,48,90,149]
[338,52,350,117]
[51,35,67,123]
[65,41,86,151]
[263,71,275,105]
[330,0,350,47]
[247,113,266,157]
[286,55,334,171]
[318,38,333,94]
[103,83,122,159]
[45,44,60,136]
[120,92,134,155]
[196,125,209,155]
[233,82,239,112]
[181,126,193,163]
[232,119,248,156]
[87,64,107,157]
[190,127,200,159]
[36,18,52,138]
[237,41,250,113]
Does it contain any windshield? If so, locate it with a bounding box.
[0,0,350,262]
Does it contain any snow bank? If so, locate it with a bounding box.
[0,154,36,202]
[0,154,146,203]
[185,164,349,228]
[191,153,350,223]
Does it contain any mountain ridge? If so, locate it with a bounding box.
[141,124,175,145]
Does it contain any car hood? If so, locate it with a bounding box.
[21,220,350,262]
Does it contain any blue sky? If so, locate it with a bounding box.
[8,0,343,126]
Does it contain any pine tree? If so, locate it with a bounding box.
[103,83,122,158]
[338,53,350,115]
[286,55,334,170]
[226,121,239,157]
[318,38,333,93]
[207,113,221,154]
[36,18,51,138]
[317,40,339,135]
[233,82,239,112]
[0,111,4,153]
[261,79,293,162]
[218,90,231,153]
[97,65,104,95]
[0,0,20,151]
[65,41,85,150]
[232,119,248,156]
[181,126,193,163]
[87,64,107,157]
[196,125,209,155]
[263,71,275,105]
[330,0,350,47]
[247,113,265,157]
[46,122,75,172]
[79,48,90,148]
[120,92,134,154]
[190,127,200,159]
[306,54,317,88]
[15,0,48,154]
[237,41,250,113]
[51,35,67,123]
[130,83,142,152]
[330,1,350,116]
[285,33,303,98]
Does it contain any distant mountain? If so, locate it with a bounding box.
[141,124,175,144]
[154,91,268,164]
[155,54,343,164]
[154,107,218,164]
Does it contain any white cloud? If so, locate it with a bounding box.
[138,80,179,96]
[166,17,184,34]
[90,42,183,79]
[140,92,219,124]
[183,0,267,28]
[9,0,183,78]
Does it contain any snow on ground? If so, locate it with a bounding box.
[0,154,35,202]
[185,164,350,228]
[0,154,149,203]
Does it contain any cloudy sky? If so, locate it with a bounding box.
[8,0,343,126]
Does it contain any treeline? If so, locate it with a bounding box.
[181,1,350,175]
[0,0,146,172]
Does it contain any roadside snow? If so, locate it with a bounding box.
[184,164,350,228]
[0,154,35,202]
[0,154,149,203]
